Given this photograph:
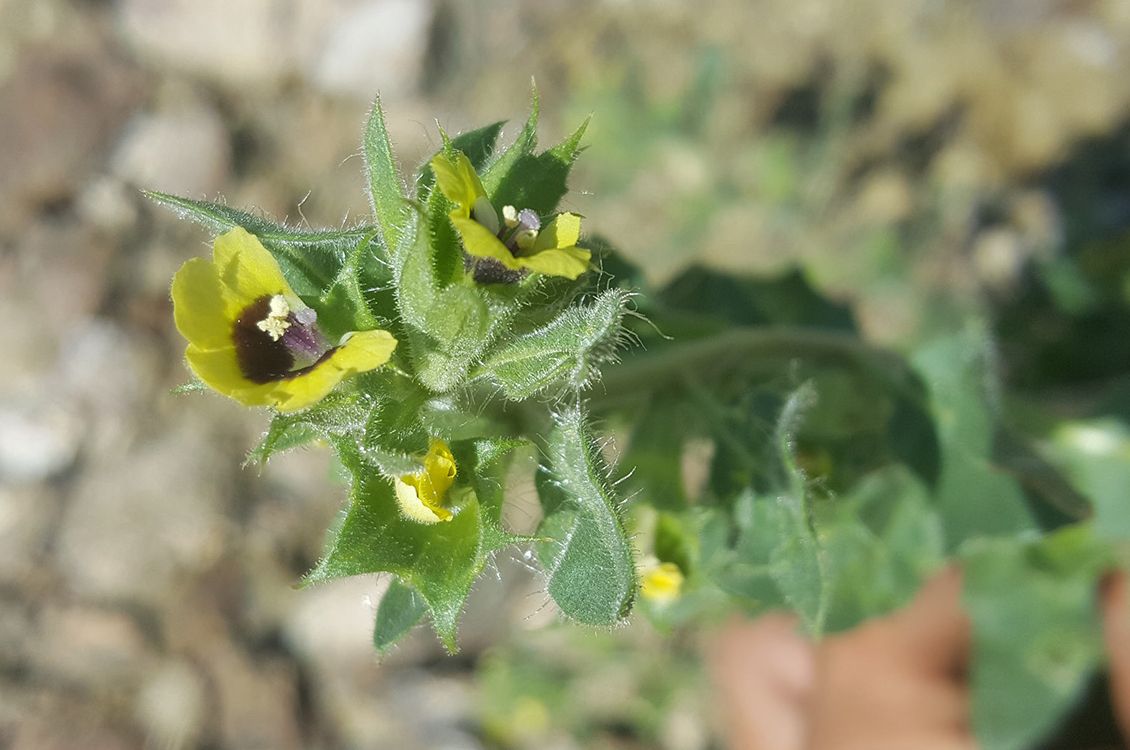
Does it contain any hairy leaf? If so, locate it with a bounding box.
[373,577,428,654]
[307,438,486,652]
[364,97,409,251]
[479,289,630,400]
[536,406,637,625]
[145,190,372,296]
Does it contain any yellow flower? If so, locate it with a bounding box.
[171,227,397,412]
[640,559,685,605]
[430,150,591,280]
[395,438,458,524]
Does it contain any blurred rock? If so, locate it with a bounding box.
[56,320,161,449]
[0,485,58,586]
[10,715,139,750]
[134,659,207,750]
[28,604,150,689]
[76,175,141,234]
[0,221,116,394]
[55,423,227,605]
[974,227,1028,293]
[117,0,291,87]
[283,576,382,679]
[0,401,81,483]
[111,101,231,196]
[307,0,434,100]
[201,643,304,750]
[0,597,33,671]
[0,44,140,236]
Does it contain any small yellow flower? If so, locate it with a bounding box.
[395,438,458,524]
[430,150,591,280]
[171,227,397,412]
[640,559,685,605]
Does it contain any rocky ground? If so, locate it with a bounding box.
[2,1,1130,748]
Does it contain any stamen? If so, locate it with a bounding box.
[515,229,539,251]
[256,294,291,341]
[516,208,541,234]
[502,205,519,229]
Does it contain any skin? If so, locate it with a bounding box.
[710,568,1130,750]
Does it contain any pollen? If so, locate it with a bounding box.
[256,294,292,341]
[502,204,519,228]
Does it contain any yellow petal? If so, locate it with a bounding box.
[330,329,399,373]
[395,477,452,524]
[171,257,241,350]
[422,438,457,492]
[211,227,294,304]
[184,345,277,406]
[451,215,523,270]
[516,245,591,279]
[640,562,684,604]
[271,329,398,413]
[430,151,486,218]
[393,438,457,524]
[531,213,582,252]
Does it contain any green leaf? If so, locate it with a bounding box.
[963,524,1110,750]
[364,97,409,251]
[622,404,690,510]
[317,231,387,339]
[710,386,829,632]
[1047,419,1130,540]
[307,438,486,652]
[819,466,945,631]
[480,85,540,196]
[478,289,630,400]
[912,331,1036,549]
[657,265,857,332]
[373,577,428,654]
[452,437,526,528]
[246,389,370,465]
[411,284,493,393]
[490,115,590,217]
[536,406,637,625]
[145,190,373,296]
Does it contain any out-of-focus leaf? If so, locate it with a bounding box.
[964,524,1112,750]
[711,386,829,632]
[819,466,945,631]
[535,406,636,625]
[657,265,857,333]
[912,331,1036,549]
[1047,419,1130,540]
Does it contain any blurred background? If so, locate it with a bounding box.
[4,0,1130,748]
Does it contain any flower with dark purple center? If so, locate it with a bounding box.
[171,227,397,412]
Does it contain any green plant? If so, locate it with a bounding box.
[156,93,1129,750]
